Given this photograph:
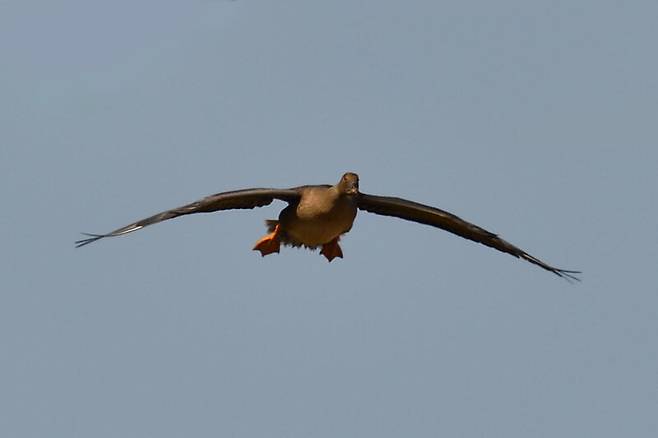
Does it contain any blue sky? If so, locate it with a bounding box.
[2,1,657,436]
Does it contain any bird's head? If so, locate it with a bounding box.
[337,172,360,195]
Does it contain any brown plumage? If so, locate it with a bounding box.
[76,172,580,280]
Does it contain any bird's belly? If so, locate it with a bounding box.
[280,201,357,247]
[285,218,348,246]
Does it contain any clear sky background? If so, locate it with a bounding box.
[2,1,657,437]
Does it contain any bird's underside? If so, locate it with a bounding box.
[76,173,580,281]
[252,219,346,262]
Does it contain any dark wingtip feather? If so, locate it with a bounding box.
[553,268,582,283]
[75,233,106,248]
[520,252,581,282]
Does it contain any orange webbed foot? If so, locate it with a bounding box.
[320,237,343,262]
[253,224,281,257]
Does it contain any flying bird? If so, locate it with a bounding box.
[76,172,580,280]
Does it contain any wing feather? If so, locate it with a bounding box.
[76,188,301,247]
[357,193,580,281]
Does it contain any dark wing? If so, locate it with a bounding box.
[357,193,580,281]
[76,188,301,248]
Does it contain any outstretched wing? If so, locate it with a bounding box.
[357,193,580,281]
[76,188,301,248]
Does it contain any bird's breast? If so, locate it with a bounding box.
[280,196,357,246]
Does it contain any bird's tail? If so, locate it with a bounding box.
[265,219,279,233]
[263,219,317,249]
